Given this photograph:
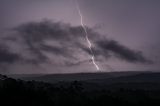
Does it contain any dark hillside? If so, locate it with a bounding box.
[1,73,160,106]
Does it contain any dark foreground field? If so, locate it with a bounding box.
[1,71,160,106]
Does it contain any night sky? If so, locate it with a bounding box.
[0,0,160,74]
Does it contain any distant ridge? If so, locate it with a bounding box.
[8,71,154,83]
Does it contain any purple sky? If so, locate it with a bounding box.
[0,0,160,74]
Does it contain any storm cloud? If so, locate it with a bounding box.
[97,39,151,63]
[0,20,151,69]
[0,45,19,64]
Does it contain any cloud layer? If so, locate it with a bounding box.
[0,20,151,73]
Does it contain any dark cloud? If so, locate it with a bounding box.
[15,20,82,42]
[11,20,86,64]
[0,45,19,64]
[1,20,151,69]
[97,39,152,63]
[40,44,76,59]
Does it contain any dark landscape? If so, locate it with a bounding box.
[0,71,160,106]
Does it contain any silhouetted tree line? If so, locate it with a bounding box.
[1,74,160,106]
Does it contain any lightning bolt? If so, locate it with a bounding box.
[75,0,100,70]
